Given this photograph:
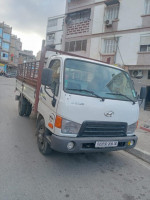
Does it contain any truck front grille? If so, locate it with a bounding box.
[78,122,127,137]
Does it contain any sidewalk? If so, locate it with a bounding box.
[127,109,150,164]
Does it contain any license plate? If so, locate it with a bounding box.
[95,141,118,148]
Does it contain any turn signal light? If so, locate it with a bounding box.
[55,115,62,128]
[48,123,53,129]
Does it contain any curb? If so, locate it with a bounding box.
[126,148,150,164]
[140,126,150,132]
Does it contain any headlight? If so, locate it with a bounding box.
[127,122,137,135]
[61,119,81,135]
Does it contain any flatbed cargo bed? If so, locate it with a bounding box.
[16,61,40,88]
[16,58,45,113]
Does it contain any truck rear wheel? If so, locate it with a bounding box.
[18,95,26,116]
[25,101,32,117]
[37,119,52,155]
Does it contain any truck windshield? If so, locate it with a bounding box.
[64,59,137,102]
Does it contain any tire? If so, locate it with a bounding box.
[25,101,32,117]
[37,119,52,155]
[18,95,26,116]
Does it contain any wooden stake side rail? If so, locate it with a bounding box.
[16,61,40,88]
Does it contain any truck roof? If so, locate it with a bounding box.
[50,54,126,72]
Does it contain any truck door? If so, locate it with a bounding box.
[39,59,61,132]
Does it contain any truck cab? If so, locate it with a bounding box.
[36,54,138,154]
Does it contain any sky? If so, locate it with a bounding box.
[0,0,66,55]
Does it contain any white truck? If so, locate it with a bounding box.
[15,49,146,155]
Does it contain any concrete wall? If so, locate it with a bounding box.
[90,37,101,59]
[47,17,64,33]
[142,15,150,27]
[118,0,145,30]
[55,31,63,45]
[115,33,140,66]
[92,4,105,34]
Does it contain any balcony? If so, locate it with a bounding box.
[47,39,55,46]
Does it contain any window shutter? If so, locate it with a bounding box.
[145,0,150,14]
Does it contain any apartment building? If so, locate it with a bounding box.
[45,15,65,57]
[9,34,22,67]
[36,51,41,61]
[63,0,150,110]
[19,50,35,64]
[0,22,23,74]
[0,22,12,65]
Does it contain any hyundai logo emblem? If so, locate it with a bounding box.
[104,111,114,117]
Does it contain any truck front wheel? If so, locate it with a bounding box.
[37,119,52,155]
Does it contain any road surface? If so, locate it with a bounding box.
[0,77,150,200]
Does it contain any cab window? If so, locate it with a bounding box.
[48,59,60,96]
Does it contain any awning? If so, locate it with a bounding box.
[105,0,120,6]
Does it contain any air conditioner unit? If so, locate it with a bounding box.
[105,19,113,27]
[65,16,71,25]
[131,70,143,79]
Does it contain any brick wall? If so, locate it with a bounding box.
[101,55,115,64]
[67,20,90,35]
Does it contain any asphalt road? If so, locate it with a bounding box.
[0,77,150,200]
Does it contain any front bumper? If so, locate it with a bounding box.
[46,134,138,153]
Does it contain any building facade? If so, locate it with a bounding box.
[0,22,12,66]
[19,50,36,64]
[63,0,150,110]
[36,51,41,61]
[0,22,23,73]
[9,34,22,67]
[46,15,65,50]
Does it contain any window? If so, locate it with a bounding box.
[65,42,69,52]
[103,38,117,54]
[140,35,150,52]
[105,4,119,21]
[1,52,9,60]
[75,41,82,51]
[65,40,87,52]
[69,41,75,52]
[148,71,150,79]
[48,59,60,96]
[66,9,91,24]
[48,19,58,27]
[0,28,2,36]
[3,33,10,42]
[145,0,150,15]
[82,40,87,51]
[2,42,9,51]
[48,33,55,40]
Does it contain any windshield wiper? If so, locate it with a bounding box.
[106,92,135,104]
[66,88,105,101]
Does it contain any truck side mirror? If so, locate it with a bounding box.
[140,87,147,99]
[41,68,53,87]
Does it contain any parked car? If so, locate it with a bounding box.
[5,72,17,78]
